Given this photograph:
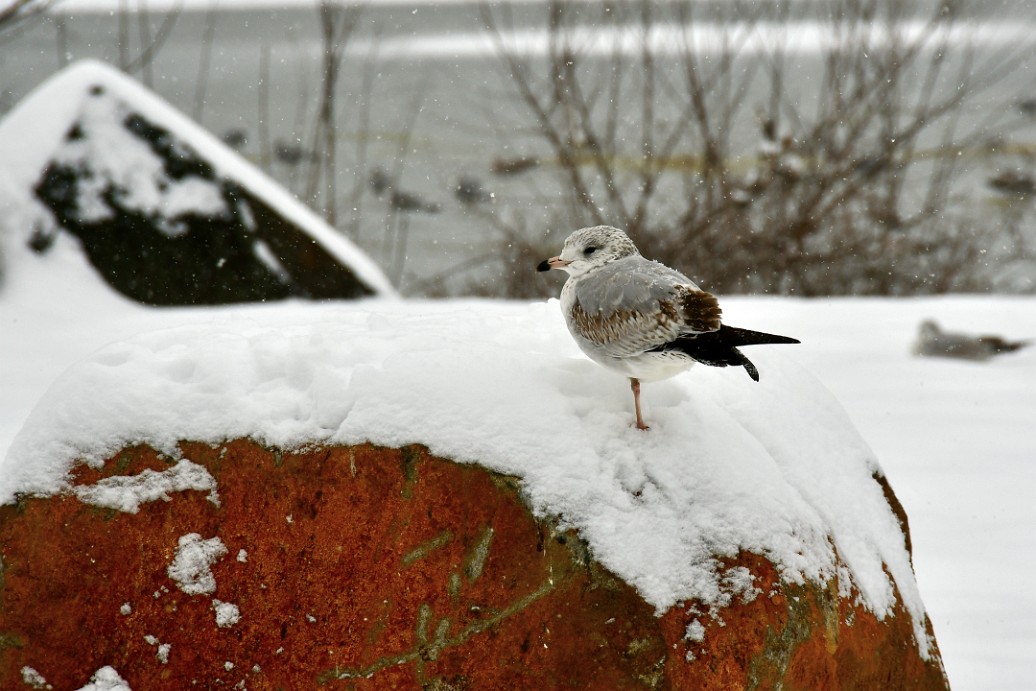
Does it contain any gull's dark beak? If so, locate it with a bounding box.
[537,256,569,272]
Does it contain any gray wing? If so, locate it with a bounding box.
[568,256,722,358]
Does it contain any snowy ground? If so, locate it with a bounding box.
[1,237,1034,688]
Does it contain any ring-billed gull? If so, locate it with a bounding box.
[538,225,800,430]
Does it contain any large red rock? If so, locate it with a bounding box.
[0,440,948,689]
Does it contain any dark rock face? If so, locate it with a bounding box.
[32,84,380,305]
[0,441,949,689]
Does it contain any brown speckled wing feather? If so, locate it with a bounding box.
[568,278,722,359]
[675,286,722,333]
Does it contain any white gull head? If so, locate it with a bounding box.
[536,225,640,278]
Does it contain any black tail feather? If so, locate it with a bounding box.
[736,350,760,381]
[650,325,798,381]
[720,325,801,347]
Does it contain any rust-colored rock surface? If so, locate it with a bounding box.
[0,441,948,689]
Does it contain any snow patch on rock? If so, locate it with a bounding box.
[167,533,227,595]
[74,459,219,513]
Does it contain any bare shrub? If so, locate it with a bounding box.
[479,0,1036,297]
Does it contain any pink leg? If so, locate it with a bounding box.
[630,378,649,430]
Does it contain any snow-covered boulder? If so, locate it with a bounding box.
[0,302,949,688]
[0,60,394,304]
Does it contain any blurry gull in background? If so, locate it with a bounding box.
[912,319,1030,361]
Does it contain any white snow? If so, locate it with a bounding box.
[0,59,396,298]
[684,620,706,643]
[21,666,51,690]
[143,636,171,665]
[213,599,242,628]
[167,533,228,596]
[251,240,291,284]
[74,459,219,513]
[75,667,131,691]
[49,88,230,230]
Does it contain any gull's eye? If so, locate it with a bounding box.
[584,246,598,257]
